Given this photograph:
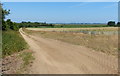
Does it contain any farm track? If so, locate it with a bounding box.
[19,28,118,74]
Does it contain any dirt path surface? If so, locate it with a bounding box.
[19,28,118,74]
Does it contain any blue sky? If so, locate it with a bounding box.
[2,0,119,2]
[3,2,118,23]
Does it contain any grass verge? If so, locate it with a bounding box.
[2,30,34,74]
[2,30,27,57]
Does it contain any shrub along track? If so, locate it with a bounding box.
[19,28,118,74]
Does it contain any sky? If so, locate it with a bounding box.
[2,0,120,2]
[118,1,120,22]
[3,2,118,23]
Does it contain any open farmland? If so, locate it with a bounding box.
[20,27,118,74]
[25,27,118,56]
[2,2,119,74]
[26,27,118,32]
[53,24,109,28]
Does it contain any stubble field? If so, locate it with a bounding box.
[24,27,118,56]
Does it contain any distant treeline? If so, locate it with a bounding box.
[3,19,55,31]
[1,3,54,31]
[1,3,120,31]
[18,22,54,28]
[2,20,120,31]
[107,21,120,27]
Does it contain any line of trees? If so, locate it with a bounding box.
[1,3,19,31]
[1,3,120,31]
[18,21,54,28]
[1,3,54,31]
[107,21,120,27]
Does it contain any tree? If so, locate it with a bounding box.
[6,19,14,30]
[13,22,19,31]
[1,3,10,30]
[49,24,54,27]
[107,21,115,27]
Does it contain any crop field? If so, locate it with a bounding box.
[2,31,27,57]
[27,27,118,35]
[27,24,109,28]
[24,27,118,56]
[27,27,118,32]
[53,24,108,28]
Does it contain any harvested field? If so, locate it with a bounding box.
[20,28,118,74]
[24,28,118,56]
[26,27,118,32]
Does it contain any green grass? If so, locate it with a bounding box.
[2,30,27,57]
[28,24,109,28]
[0,30,2,58]
[54,24,108,28]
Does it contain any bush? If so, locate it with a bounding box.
[5,19,19,31]
[2,31,27,57]
[107,21,115,26]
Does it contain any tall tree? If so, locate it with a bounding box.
[6,19,13,30]
[1,3,10,30]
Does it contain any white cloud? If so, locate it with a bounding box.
[2,0,120,2]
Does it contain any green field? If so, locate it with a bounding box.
[53,24,108,28]
[2,30,27,57]
[29,24,108,28]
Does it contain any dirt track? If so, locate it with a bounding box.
[19,28,118,74]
